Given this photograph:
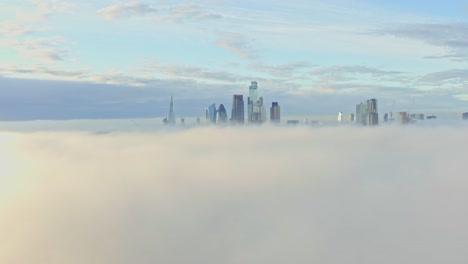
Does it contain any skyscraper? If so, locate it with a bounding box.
[270,102,280,122]
[216,104,228,123]
[463,112,468,120]
[356,99,378,126]
[247,81,266,123]
[167,95,176,125]
[356,102,368,126]
[230,95,244,124]
[208,103,216,123]
[397,112,409,125]
[367,99,378,126]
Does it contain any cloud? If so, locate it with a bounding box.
[250,62,315,78]
[1,127,468,263]
[215,32,258,60]
[418,69,468,84]
[15,0,76,22]
[374,23,468,60]
[167,3,222,22]
[97,1,221,22]
[0,35,71,63]
[143,62,244,83]
[97,1,158,20]
[311,65,402,77]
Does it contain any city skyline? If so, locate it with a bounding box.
[1,1,468,120]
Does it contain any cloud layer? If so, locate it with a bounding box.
[1,127,468,263]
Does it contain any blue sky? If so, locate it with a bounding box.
[1,0,468,120]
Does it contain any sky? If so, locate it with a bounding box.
[1,126,468,263]
[1,0,468,119]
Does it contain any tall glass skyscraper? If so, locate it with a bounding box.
[217,104,228,123]
[356,99,378,126]
[270,102,280,122]
[167,95,176,125]
[208,103,217,123]
[367,99,378,125]
[230,95,244,124]
[247,81,266,123]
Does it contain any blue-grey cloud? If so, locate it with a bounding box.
[374,23,468,60]
[418,69,468,84]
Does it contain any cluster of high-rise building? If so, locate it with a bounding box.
[163,81,281,125]
[164,86,468,126]
[355,99,378,126]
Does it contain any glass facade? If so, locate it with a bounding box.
[208,103,216,123]
[356,99,378,126]
[270,102,280,122]
[248,81,266,123]
[217,104,228,123]
[230,95,244,123]
[167,95,176,125]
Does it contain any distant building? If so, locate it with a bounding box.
[463,112,468,120]
[180,118,185,125]
[230,95,244,124]
[410,113,425,120]
[216,104,228,124]
[164,95,176,125]
[349,113,355,122]
[248,81,267,123]
[383,113,388,122]
[397,112,410,125]
[356,99,378,126]
[427,115,437,120]
[207,103,217,123]
[270,102,281,122]
[196,117,201,125]
[337,112,343,123]
[287,120,300,125]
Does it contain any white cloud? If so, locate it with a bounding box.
[97,1,221,22]
[97,1,158,20]
[215,32,258,60]
[1,127,468,263]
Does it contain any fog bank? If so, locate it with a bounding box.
[0,127,467,264]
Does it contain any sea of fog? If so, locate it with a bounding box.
[1,121,468,263]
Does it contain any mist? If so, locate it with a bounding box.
[0,126,467,264]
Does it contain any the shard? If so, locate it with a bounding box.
[167,95,176,125]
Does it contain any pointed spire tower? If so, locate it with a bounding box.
[168,95,176,125]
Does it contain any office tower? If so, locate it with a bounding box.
[205,108,209,121]
[397,112,410,124]
[464,112,468,120]
[367,99,378,126]
[270,102,280,122]
[196,117,201,125]
[208,103,217,123]
[349,113,355,122]
[384,113,388,122]
[356,102,368,126]
[216,104,228,123]
[356,99,378,126]
[337,112,343,123]
[167,95,176,125]
[247,81,266,123]
[230,95,244,124]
